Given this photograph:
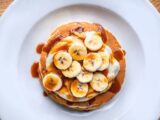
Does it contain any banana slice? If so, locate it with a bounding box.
[90,72,109,92]
[53,51,72,70]
[61,36,83,45]
[50,41,69,54]
[42,73,62,91]
[98,52,110,71]
[83,53,102,72]
[101,81,113,93]
[62,61,81,78]
[107,57,120,80]
[71,80,88,98]
[84,31,103,51]
[77,68,93,83]
[73,32,86,39]
[69,43,87,61]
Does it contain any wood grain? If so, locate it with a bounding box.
[0,0,160,15]
[0,0,12,15]
[150,0,160,12]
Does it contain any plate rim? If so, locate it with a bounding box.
[0,0,160,120]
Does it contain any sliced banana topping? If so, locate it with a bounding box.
[53,51,72,70]
[107,58,120,80]
[84,31,103,51]
[73,32,86,39]
[98,52,110,71]
[69,43,87,61]
[61,36,83,45]
[77,68,93,83]
[101,81,113,93]
[83,53,102,72]
[62,61,81,78]
[50,42,68,54]
[71,80,88,98]
[43,73,62,91]
[90,72,109,92]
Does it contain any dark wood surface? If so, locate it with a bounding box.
[0,0,160,16]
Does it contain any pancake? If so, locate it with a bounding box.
[31,22,126,111]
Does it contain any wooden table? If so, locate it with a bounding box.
[0,0,160,16]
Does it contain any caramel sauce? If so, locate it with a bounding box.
[91,92,115,105]
[58,45,69,51]
[36,43,45,54]
[93,23,107,43]
[109,54,114,64]
[66,101,74,105]
[88,97,96,105]
[109,78,121,93]
[102,69,108,76]
[59,87,68,94]
[42,34,64,53]
[70,26,84,34]
[43,91,48,97]
[39,52,47,76]
[64,79,71,87]
[48,78,58,90]
[47,63,63,78]
[31,61,39,78]
[52,44,69,53]
[86,49,93,53]
[99,44,106,51]
[113,49,124,61]
[70,26,85,40]
[67,95,73,99]
[86,53,96,59]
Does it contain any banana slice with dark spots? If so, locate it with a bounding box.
[83,53,102,72]
[98,52,110,71]
[43,73,62,91]
[62,61,81,78]
[69,43,87,61]
[90,72,109,92]
[71,80,88,98]
[84,31,103,51]
[77,68,93,83]
[53,51,72,70]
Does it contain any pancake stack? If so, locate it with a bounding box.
[31,22,126,111]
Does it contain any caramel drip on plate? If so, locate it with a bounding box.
[31,61,39,78]
[43,91,48,97]
[36,42,45,54]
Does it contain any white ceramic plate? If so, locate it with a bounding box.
[0,0,160,120]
